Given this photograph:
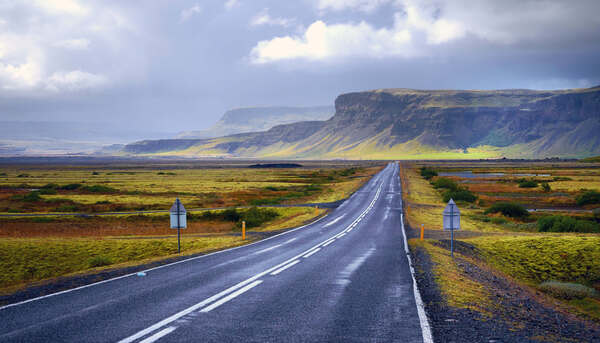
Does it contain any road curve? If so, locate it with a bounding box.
[0,163,430,342]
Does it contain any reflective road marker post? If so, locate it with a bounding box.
[170,198,187,253]
[242,221,246,240]
[420,224,425,241]
[443,199,460,257]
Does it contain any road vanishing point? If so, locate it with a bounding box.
[0,163,433,342]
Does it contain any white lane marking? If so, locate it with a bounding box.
[401,211,434,343]
[0,213,330,312]
[118,181,385,343]
[139,326,177,343]
[323,214,346,227]
[303,248,321,258]
[337,233,346,238]
[283,238,297,244]
[117,278,262,343]
[253,244,282,255]
[200,280,263,313]
[322,239,335,247]
[270,260,301,276]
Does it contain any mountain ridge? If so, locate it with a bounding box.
[124,86,600,159]
[176,105,333,139]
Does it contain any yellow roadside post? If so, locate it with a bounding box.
[315,206,318,216]
[242,220,246,240]
[420,224,425,241]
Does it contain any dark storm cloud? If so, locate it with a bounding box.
[0,0,599,133]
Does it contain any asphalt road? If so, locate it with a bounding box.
[0,163,430,342]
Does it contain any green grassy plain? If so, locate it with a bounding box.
[403,161,600,321]
[0,161,379,294]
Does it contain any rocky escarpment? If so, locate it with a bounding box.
[123,86,600,159]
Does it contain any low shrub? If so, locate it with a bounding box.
[576,190,600,206]
[39,188,57,195]
[95,200,112,205]
[420,167,438,180]
[541,182,551,192]
[17,173,30,178]
[0,172,7,176]
[537,215,599,233]
[241,207,279,228]
[88,255,113,268]
[222,208,241,222]
[81,185,117,193]
[594,208,600,223]
[432,177,458,191]
[443,188,477,203]
[553,176,573,181]
[484,202,529,218]
[41,183,59,190]
[23,192,42,202]
[518,179,538,188]
[61,183,82,190]
[92,171,100,175]
[539,281,598,300]
[31,217,55,223]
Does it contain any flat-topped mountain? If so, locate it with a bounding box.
[176,106,334,139]
[124,86,600,159]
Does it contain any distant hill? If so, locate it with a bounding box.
[580,156,600,163]
[124,86,600,159]
[176,106,334,139]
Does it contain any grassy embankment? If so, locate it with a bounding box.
[402,162,600,321]
[0,164,381,294]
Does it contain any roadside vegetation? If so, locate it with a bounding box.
[403,161,600,325]
[0,162,381,295]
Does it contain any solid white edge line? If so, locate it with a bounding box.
[139,326,177,343]
[303,248,321,258]
[401,209,434,343]
[119,179,386,343]
[270,260,300,276]
[200,280,263,313]
[0,212,329,311]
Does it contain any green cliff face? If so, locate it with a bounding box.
[124,86,600,159]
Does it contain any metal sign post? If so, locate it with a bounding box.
[443,199,461,257]
[170,198,187,253]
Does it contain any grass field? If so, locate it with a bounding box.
[0,235,245,294]
[403,160,600,322]
[0,164,381,213]
[0,161,379,294]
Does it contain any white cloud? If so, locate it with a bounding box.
[224,0,240,11]
[250,20,412,63]
[54,38,90,50]
[316,0,391,12]
[180,4,202,22]
[250,8,294,27]
[46,70,107,91]
[0,59,42,90]
[33,0,88,16]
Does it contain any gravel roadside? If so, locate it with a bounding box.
[407,226,600,342]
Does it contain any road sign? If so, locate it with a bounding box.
[443,199,460,257]
[170,198,187,229]
[443,199,460,231]
[170,198,187,253]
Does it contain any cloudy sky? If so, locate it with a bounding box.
[1,0,599,133]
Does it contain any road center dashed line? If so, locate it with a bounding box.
[139,326,177,343]
[270,260,301,275]
[200,280,263,313]
[303,248,321,258]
